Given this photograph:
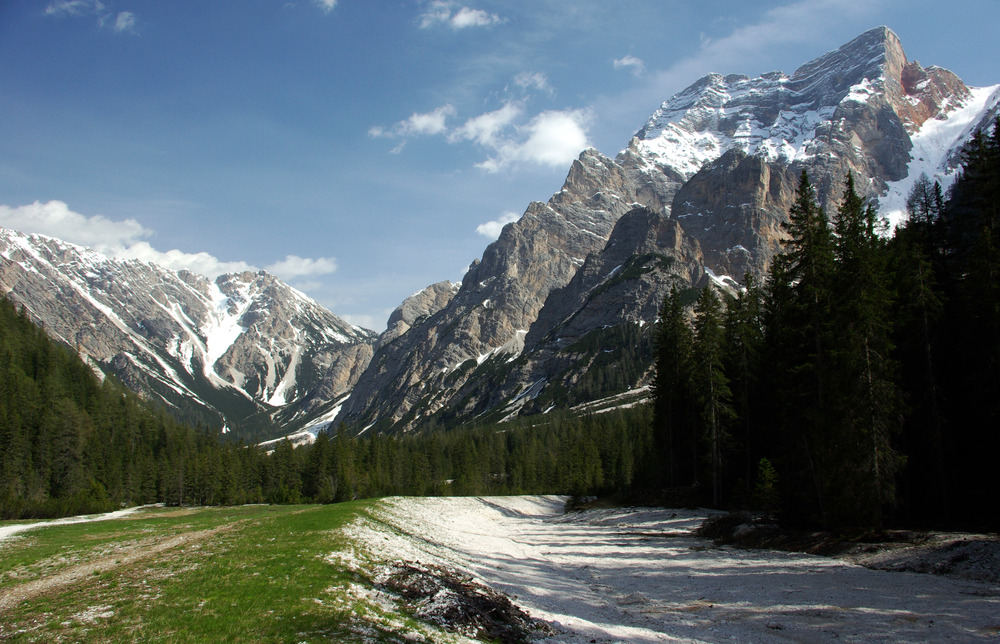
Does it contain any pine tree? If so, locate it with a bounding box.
[652,287,695,487]
[692,286,734,506]
[763,170,835,524]
[830,173,903,527]
[724,272,765,496]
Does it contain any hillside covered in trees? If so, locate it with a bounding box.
[652,117,1000,531]
[0,290,656,519]
[2,119,998,532]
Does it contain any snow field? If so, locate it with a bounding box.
[345,496,1000,642]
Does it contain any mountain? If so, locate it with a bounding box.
[338,26,1000,433]
[0,228,376,441]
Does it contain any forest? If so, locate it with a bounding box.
[0,290,655,520]
[652,117,1000,530]
[1,118,997,531]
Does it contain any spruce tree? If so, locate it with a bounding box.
[830,173,903,527]
[763,170,835,524]
[652,287,695,487]
[693,286,734,506]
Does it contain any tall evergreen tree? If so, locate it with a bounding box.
[763,170,836,524]
[830,173,903,527]
[652,286,696,487]
[692,286,734,506]
[724,272,765,496]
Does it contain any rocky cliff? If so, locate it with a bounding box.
[338,26,1000,433]
[0,228,376,440]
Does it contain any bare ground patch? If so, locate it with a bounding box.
[0,524,231,613]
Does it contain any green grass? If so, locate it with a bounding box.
[0,503,464,643]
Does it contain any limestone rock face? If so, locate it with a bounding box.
[0,229,376,439]
[339,26,999,433]
[379,281,460,349]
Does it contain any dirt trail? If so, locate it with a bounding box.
[0,505,156,545]
[0,525,226,612]
[346,496,1000,643]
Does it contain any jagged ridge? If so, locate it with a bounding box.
[0,228,376,440]
[338,26,1000,434]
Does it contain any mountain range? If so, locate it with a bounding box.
[2,26,997,440]
[0,228,374,441]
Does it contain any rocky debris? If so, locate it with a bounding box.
[847,535,1000,584]
[375,560,549,643]
[700,514,1000,586]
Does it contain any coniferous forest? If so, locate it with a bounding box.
[652,117,1000,531]
[1,119,998,531]
[0,290,654,520]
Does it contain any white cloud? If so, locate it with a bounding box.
[0,200,151,251]
[371,104,456,139]
[476,211,520,239]
[373,70,588,172]
[265,255,338,280]
[401,104,456,136]
[116,243,254,278]
[314,0,337,13]
[513,71,552,96]
[111,11,136,34]
[44,0,92,16]
[0,200,338,285]
[448,102,522,146]
[613,55,645,76]
[419,1,504,29]
[477,109,592,173]
[45,0,140,35]
[450,6,504,29]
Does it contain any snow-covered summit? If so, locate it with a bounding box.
[624,25,996,209]
[0,226,376,439]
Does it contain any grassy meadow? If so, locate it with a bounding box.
[0,503,460,643]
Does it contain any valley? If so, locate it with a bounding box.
[2,499,998,642]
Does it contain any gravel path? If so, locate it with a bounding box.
[346,496,1000,642]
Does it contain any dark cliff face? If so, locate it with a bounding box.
[339,26,995,433]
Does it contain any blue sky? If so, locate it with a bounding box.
[2,0,998,330]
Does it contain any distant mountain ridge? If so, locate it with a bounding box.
[336,26,1000,433]
[3,27,997,439]
[0,228,376,440]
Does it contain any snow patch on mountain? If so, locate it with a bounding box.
[880,84,1000,227]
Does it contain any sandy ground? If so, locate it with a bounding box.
[346,496,1000,642]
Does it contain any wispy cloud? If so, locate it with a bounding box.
[613,55,645,77]
[373,71,590,172]
[110,11,136,34]
[44,0,140,35]
[314,0,337,13]
[448,102,522,146]
[476,211,520,239]
[513,71,553,96]
[370,104,457,139]
[44,0,92,16]
[419,1,505,29]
